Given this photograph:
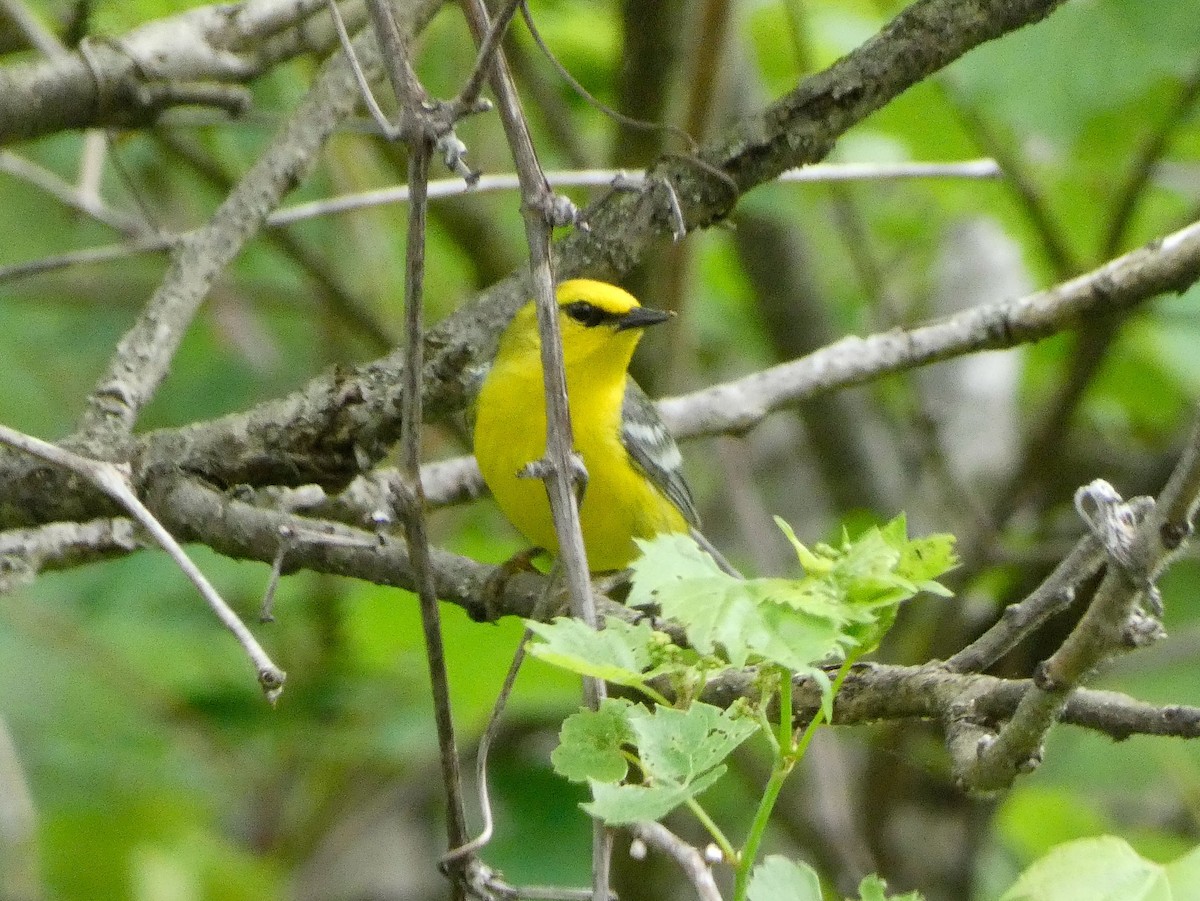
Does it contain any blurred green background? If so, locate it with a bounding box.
[3,0,1200,898]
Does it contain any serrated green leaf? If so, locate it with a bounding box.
[582,765,726,825]
[896,532,958,588]
[551,699,634,784]
[840,526,902,573]
[753,576,848,621]
[628,533,728,608]
[526,616,674,692]
[746,855,823,901]
[626,702,756,784]
[855,873,925,900]
[755,602,851,672]
[656,575,760,667]
[622,520,957,680]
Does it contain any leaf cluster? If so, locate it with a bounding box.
[527,517,956,894]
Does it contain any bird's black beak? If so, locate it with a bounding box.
[615,306,674,331]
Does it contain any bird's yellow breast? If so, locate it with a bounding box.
[473,341,688,571]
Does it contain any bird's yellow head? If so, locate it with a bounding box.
[497,279,672,370]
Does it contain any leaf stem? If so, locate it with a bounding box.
[684,796,738,863]
[776,665,794,752]
[793,656,856,761]
[636,682,674,708]
[732,755,792,901]
[733,657,859,900]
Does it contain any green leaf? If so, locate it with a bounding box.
[746,855,823,901]
[582,766,726,825]
[551,699,634,784]
[577,702,754,825]
[526,616,675,693]
[753,601,850,675]
[628,532,729,608]
[775,517,836,575]
[626,702,756,784]
[855,873,925,900]
[656,574,764,668]
[622,524,956,686]
[998,835,1200,900]
[888,519,958,596]
[1166,845,1200,890]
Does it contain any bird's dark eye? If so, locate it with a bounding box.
[562,301,612,328]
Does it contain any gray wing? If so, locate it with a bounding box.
[620,379,701,528]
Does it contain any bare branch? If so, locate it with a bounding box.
[457,0,608,893]
[368,3,472,868]
[0,424,285,701]
[10,470,1182,750]
[658,217,1200,441]
[944,535,1104,673]
[0,0,65,57]
[0,518,141,593]
[954,415,1200,792]
[0,161,1001,285]
[0,150,146,234]
[629,822,724,901]
[0,0,363,143]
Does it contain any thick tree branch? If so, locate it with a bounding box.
[952,415,1200,792]
[61,470,1200,749]
[0,518,141,593]
[0,0,364,143]
[701,662,1200,744]
[2,213,1199,533]
[658,218,1200,440]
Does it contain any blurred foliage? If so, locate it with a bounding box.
[2,0,1200,899]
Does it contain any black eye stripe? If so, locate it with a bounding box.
[562,300,619,328]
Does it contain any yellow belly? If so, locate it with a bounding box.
[474,376,688,571]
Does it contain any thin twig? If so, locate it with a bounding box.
[361,0,472,880]
[326,0,399,138]
[442,627,532,864]
[454,0,522,110]
[0,423,286,701]
[0,150,145,235]
[0,161,1000,284]
[0,0,64,56]
[518,0,697,151]
[944,535,1104,673]
[629,822,724,901]
[270,160,1001,224]
[457,0,609,896]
